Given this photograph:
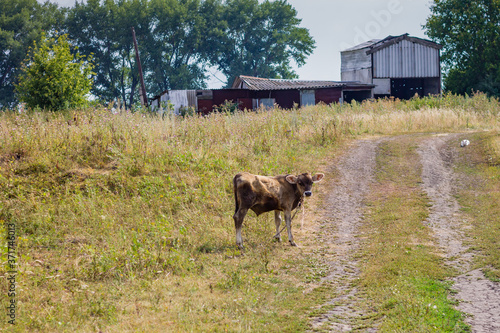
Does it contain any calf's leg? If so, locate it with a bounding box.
[284,210,297,246]
[233,207,248,249]
[274,211,282,242]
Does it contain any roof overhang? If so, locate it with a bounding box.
[231,75,374,91]
[341,34,442,55]
[366,34,442,55]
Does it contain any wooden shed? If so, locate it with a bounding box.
[227,75,374,109]
[150,76,374,115]
[341,34,442,99]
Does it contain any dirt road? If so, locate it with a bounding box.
[310,134,500,332]
[418,134,500,333]
[310,139,381,331]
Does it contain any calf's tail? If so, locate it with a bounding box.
[233,174,239,214]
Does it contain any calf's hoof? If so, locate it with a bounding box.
[289,241,297,247]
[273,236,282,243]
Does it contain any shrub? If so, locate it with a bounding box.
[15,33,94,111]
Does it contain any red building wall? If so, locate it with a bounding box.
[212,89,251,108]
[197,99,213,115]
[237,98,253,110]
[275,90,301,109]
[202,86,349,114]
[253,90,300,109]
[315,88,342,105]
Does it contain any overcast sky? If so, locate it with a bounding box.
[213,0,434,87]
[286,1,432,76]
[43,0,433,88]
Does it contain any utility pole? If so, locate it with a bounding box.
[131,27,148,107]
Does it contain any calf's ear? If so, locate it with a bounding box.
[312,173,324,182]
[285,175,298,184]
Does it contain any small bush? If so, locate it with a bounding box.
[15,33,94,111]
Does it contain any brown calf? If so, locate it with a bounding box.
[233,172,324,249]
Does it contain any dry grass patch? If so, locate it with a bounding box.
[0,107,336,331]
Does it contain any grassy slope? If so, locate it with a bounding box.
[0,93,499,331]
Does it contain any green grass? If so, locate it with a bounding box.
[0,93,499,331]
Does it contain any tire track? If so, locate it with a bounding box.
[310,134,500,332]
[310,139,380,332]
[418,134,500,333]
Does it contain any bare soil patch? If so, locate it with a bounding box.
[310,139,382,332]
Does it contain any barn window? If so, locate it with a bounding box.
[300,90,315,106]
[256,98,275,109]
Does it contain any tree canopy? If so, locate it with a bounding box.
[212,0,315,86]
[1,0,315,108]
[425,0,500,96]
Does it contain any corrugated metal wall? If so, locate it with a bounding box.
[341,49,371,73]
[373,40,440,78]
[341,48,373,84]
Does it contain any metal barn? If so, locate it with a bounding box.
[341,34,442,99]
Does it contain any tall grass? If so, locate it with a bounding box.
[0,93,499,331]
[0,106,341,332]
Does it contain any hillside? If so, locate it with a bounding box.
[1,94,499,331]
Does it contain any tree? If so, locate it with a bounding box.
[213,0,315,86]
[145,0,226,92]
[65,0,315,103]
[65,0,132,106]
[0,0,63,107]
[66,0,222,107]
[1,0,315,107]
[15,33,94,110]
[425,0,500,96]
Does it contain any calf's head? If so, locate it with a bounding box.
[285,173,324,197]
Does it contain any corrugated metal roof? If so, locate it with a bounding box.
[232,75,372,91]
[341,34,441,54]
[342,39,381,52]
[367,34,442,54]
